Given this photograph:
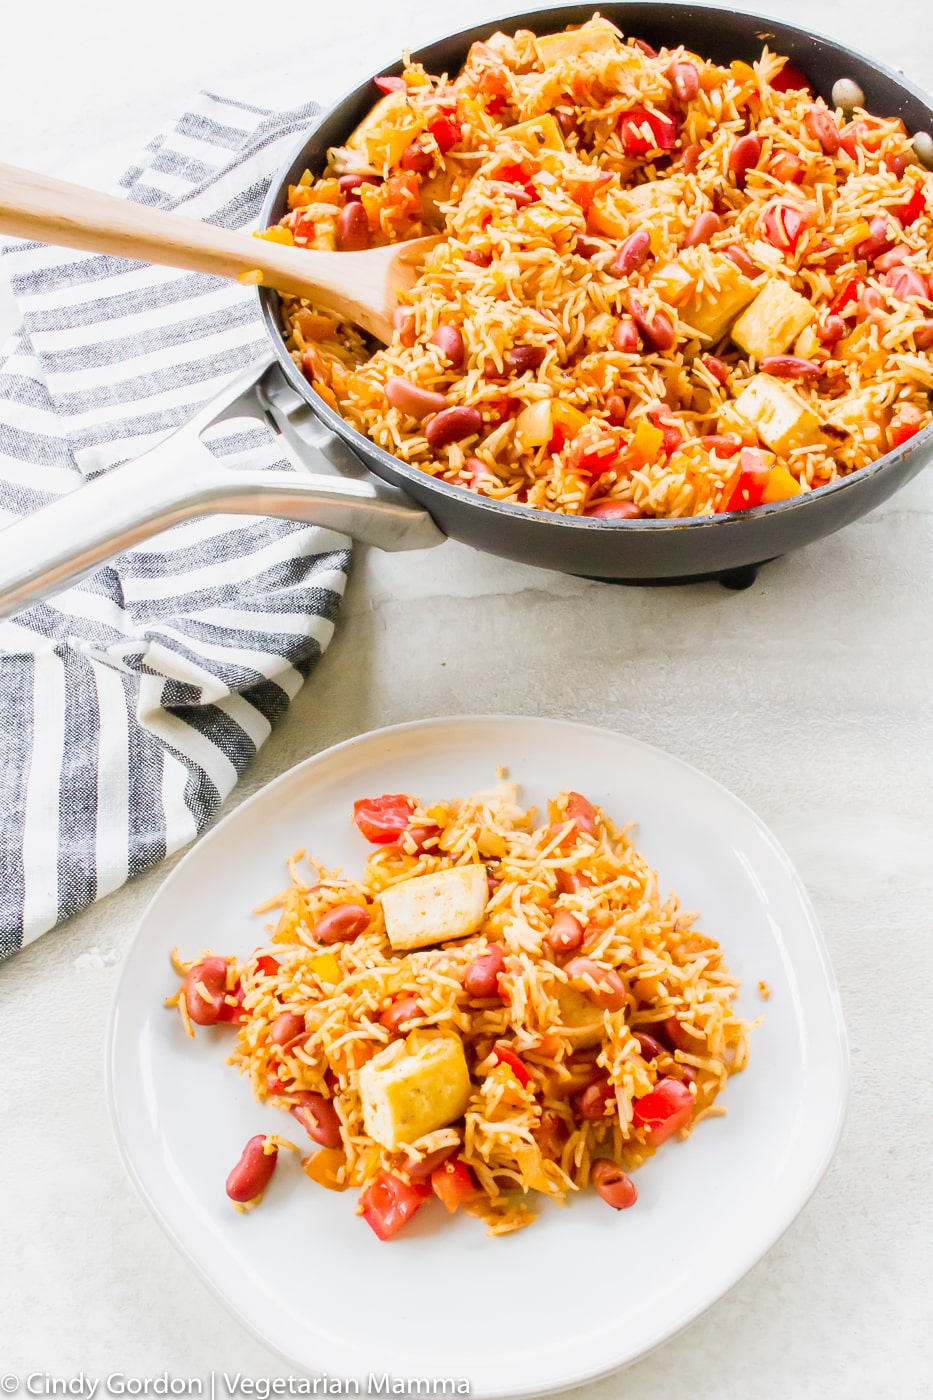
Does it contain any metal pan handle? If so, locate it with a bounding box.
[0,354,445,620]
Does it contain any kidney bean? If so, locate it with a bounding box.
[463,247,492,267]
[379,997,423,1034]
[701,433,743,457]
[591,1159,638,1210]
[535,1108,570,1158]
[805,104,840,155]
[678,1064,698,1086]
[629,299,676,352]
[400,139,434,173]
[270,1011,305,1046]
[884,152,911,178]
[184,957,229,1026]
[314,903,370,944]
[723,243,759,278]
[464,943,506,999]
[663,1015,698,1051]
[760,355,821,379]
[855,215,894,262]
[546,910,585,954]
[556,109,577,137]
[564,957,628,1012]
[684,210,721,247]
[680,143,702,175]
[290,1091,342,1149]
[226,1135,278,1203]
[630,37,657,57]
[634,1031,667,1060]
[669,61,699,102]
[612,230,652,277]
[574,236,600,259]
[817,315,847,345]
[336,201,369,251]
[431,325,465,368]
[567,791,597,835]
[338,174,378,198]
[728,132,762,187]
[392,306,416,348]
[857,286,885,321]
[425,405,482,449]
[577,1077,615,1119]
[605,394,628,426]
[612,318,640,353]
[874,248,910,272]
[914,320,933,348]
[385,377,447,420]
[702,354,729,385]
[406,1143,460,1180]
[884,266,929,300]
[584,500,644,519]
[400,823,441,852]
[505,344,547,373]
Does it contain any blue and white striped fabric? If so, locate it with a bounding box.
[0,93,351,960]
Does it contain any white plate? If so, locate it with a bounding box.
[107,716,848,1397]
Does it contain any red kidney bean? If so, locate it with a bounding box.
[464,943,506,999]
[605,394,628,426]
[336,201,369,251]
[591,1159,638,1209]
[425,405,483,449]
[505,344,547,373]
[681,143,702,175]
[270,1011,305,1046]
[874,247,910,272]
[663,1015,697,1051]
[400,139,434,173]
[584,500,644,519]
[630,36,657,57]
[884,266,929,300]
[431,325,465,368]
[702,354,729,385]
[385,377,447,420]
[669,61,699,102]
[379,997,423,1034]
[577,1078,615,1119]
[612,230,652,277]
[184,957,229,1026]
[463,247,492,267]
[805,105,840,155]
[729,132,762,187]
[914,320,933,348]
[701,433,743,456]
[567,792,597,835]
[634,1031,667,1060]
[545,910,585,954]
[723,244,759,278]
[884,152,911,178]
[857,286,885,321]
[760,355,821,379]
[407,1143,460,1180]
[684,210,721,247]
[817,314,847,345]
[314,903,370,944]
[613,318,640,353]
[574,236,600,259]
[855,215,894,262]
[564,957,628,1012]
[226,1134,278,1203]
[338,174,378,198]
[679,1064,698,1086]
[401,823,441,852]
[556,109,577,137]
[392,306,416,348]
[629,299,676,352]
[290,1092,342,1149]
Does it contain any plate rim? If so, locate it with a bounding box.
[105,714,850,1396]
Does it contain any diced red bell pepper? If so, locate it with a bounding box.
[619,107,677,155]
[830,277,862,316]
[632,1075,694,1144]
[360,1172,431,1240]
[899,183,928,227]
[762,202,808,252]
[649,411,684,455]
[291,211,316,244]
[493,1043,533,1088]
[568,429,622,478]
[566,790,598,835]
[353,794,416,843]
[838,120,888,158]
[430,1158,476,1213]
[770,62,813,94]
[374,75,406,94]
[547,424,566,456]
[255,955,280,977]
[889,404,925,448]
[722,448,771,513]
[428,115,461,153]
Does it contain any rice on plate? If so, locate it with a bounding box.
[169,782,751,1240]
[259,15,933,521]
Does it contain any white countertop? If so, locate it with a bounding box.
[1,1,932,1395]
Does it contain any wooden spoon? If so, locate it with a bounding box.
[0,161,439,342]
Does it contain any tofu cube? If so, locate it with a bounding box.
[381,865,488,952]
[346,89,424,169]
[534,19,621,66]
[501,114,565,153]
[731,375,824,455]
[680,256,758,341]
[731,279,815,359]
[553,983,604,1048]
[359,1031,472,1149]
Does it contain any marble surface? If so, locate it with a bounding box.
[1,1,932,1396]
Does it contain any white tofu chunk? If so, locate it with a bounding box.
[553,983,604,1048]
[359,1031,472,1149]
[731,279,815,359]
[730,375,824,455]
[381,865,488,951]
[679,256,758,341]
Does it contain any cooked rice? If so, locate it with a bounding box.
[264,15,933,520]
[170,783,750,1236]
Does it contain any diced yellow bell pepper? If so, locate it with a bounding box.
[309,950,341,985]
[488,1061,529,1107]
[515,399,588,449]
[254,225,294,246]
[630,419,665,467]
[500,114,565,153]
[552,401,589,435]
[302,1148,347,1191]
[297,168,315,187]
[761,466,803,503]
[533,18,620,66]
[839,220,872,251]
[588,189,629,241]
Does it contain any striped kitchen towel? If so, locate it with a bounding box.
[0,93,351,960]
